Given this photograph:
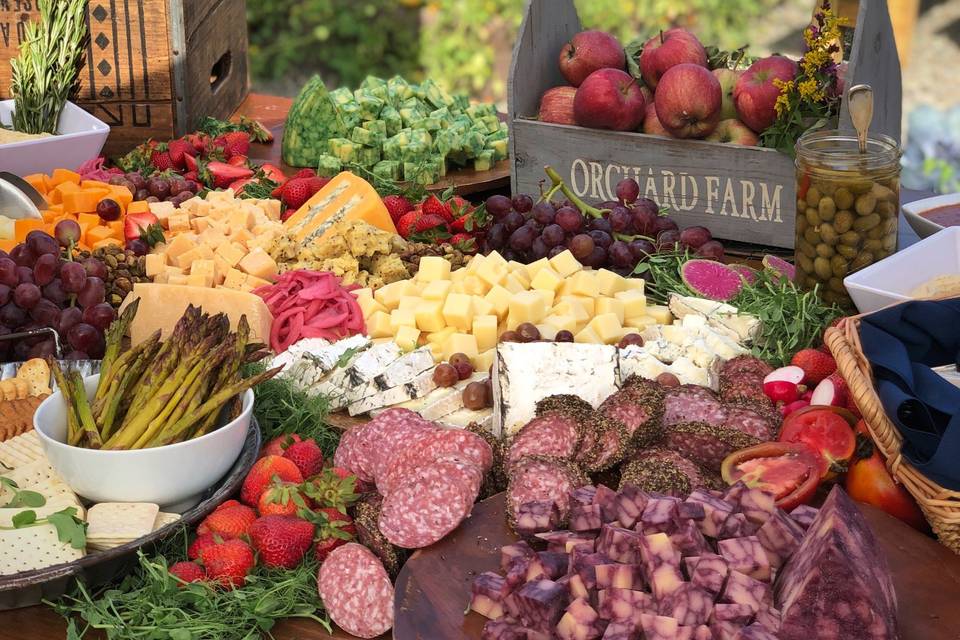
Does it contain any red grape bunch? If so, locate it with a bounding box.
[108,171,201,208]
[481,177,725,273]
[0,222,116,363]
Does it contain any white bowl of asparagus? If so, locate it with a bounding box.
[33,301,279,510]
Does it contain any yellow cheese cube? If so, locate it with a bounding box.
[167,213,192,234]
[238,248,278,281]
[428,341,445,362]
[473,349,495,373]
[549,249,582,277]
[197,229,228,250]
[625,315,658,330]
[195,243,215,261]
[475,260,508,287]
[231,227,254,248]
[358,296,387,318]
[417,256,452,281]
[464,254,483,273]
[164,265,186,276]
[535,289,555,309]
[185,272,214,288]
[227,208,254,232]
[191,259,217,279]
[173,247,205,270]
[426,326,456,345]
[510,269,531,289]
[415,299,446,332]
[222,268,247,290]
[398,296,421,312]
[462,274,490,296]
[501,275,525,294]
[507,260,527,273]
[571,295,596,316]
[167,274,189,286]
[472,296,494,318]
[152,271,169,284]
[544,314,577,334]
[574,325,602,344]
[615,290,647,318]
[367,311,394,338]
[373,280,406,310]
[530,266,564,293]
[443,333,478,360]
[595,268,627,296]
[450,268,467,283]
[473,314,498,352]
[484,251,508,269]
[588,313,623,344]
[596,297,625,324]
[214,241,247,268]
[395,325,421,351]
[389,308,417,331]
[164,234,196,263]
[422,280,452,301]
[568,271,600,298]
[191,217,210,233]
[353,287,373,302]
[536,323,558,340]
[484,285,512,320]
[508,291,547,325]
[554,298,589,324]
[212,255,230,285]
[623,277,645,292]
[442,293,474,331]
[647,304,673,325]
[144,253,167,277]
[524,257,551,281]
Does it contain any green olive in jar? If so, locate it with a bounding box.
[855,193,877,216]
[815,243,835,258]
[871,182,895,202]
[834,187,854,210]
[798,239,817,259]
[796,214,809,234]
[854,213,881,232]
[866,225,884,240]
[864,238,883,253]
[820,223,838,245]
[834,210,854,233]
[804,227,821,244]
[814,256,833,280]
[818,197,836,221]
[805,187,822,207]
[828,277,846,293]
[848,179,874,194]
[840,231,861,246]
[806,208,821,226]
[877,201,895,219]
[798,253,815,275]
[830,255,848,277]
[882,235,897,252]
[850,251,874,271]
[836,243,858,259]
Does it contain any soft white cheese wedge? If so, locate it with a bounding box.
[618,346,670,382]
[440,407,493,431]
[347,368,438,416]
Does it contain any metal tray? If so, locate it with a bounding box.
[0,419,262,609]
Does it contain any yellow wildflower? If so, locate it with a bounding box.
[798,78,818,100]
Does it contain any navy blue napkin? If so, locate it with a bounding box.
[858,298,960,490]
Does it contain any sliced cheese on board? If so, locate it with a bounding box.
[119,284,273,345]
[283,172,395,243]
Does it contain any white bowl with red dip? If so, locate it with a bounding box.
[903,192,960,238]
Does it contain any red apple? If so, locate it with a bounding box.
[539,86,578,125]
[639,84,653,106]
[705,119,760,146]
[642,102,672,137]
[713,68,743,121]
[574,68,646,131]
[558,30,626,87]
[638,28,707,90]
[733,55,798,133]
[654,63,721,139]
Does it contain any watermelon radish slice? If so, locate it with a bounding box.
[680,259,744,301]
[762,255,796,282]
[763,366,806,386]
[729,264,758,285]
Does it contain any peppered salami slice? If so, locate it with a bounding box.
[662,421,763,470]
[317,543,394,638]
[506,455,588,531]
[722,404,777,440]
[379,427,493,496]
[720,355,774,380]
[507,411,582,465]
[358,408,436,481]
[597,389,663,448]
[720,380,771,406]
[620,448,721,497]
[662,388,728,427]
[378,461,477,548]
[586,417,629,472]
[351,494,406,578]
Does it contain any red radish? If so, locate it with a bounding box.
[763,380,799,403]
[762,365,805,386]
[780,399,810,417]
[810,377,846,407]
[801,390,813,401]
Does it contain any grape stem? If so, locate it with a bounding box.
[544,166,609,219]
[613,232,656,243]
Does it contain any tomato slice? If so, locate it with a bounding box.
[780,408,856,478]
[721,442,821,511]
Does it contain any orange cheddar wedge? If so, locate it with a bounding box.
[283,172,395,243]
[63,189,109,215]
[127,201,150,214]
[23,174,50,194]
[15,219,46,242]
[50,168,81,187]
[86,225,115,246]
[80,180,112,190]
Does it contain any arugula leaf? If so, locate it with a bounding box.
[12,510,37,528]
[47,508,87,550]
[335,346,362,369]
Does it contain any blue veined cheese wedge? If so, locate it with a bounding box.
[347,368,437,416]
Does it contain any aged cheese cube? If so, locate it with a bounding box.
[152,271,169,284]
[464,254,483,274]
[442,293,474,331]
[185,272,214,288]
[534,289,555,310]
[544,314,577,334]
[191,259,217,279]
[167,274,189,285]
[472,296,494,317]
[422,280,452,300]
[574,325,602,344]
[510,269,531,290]
[484,251,508,269]
[444,333,478,360]
[530,266,564,293]
[198,229,228,250]
[624,315,658,331]
[150,200,177,222]
[500,275,524,294]
[164,234,196,262]
[462,275,490,296]
[164,265,186,276]
[213,255,231,285]
[473,349,495,372]
[238,247,278,281]
[358,295,386,318]
[398,295,421,312]
[595,268,627,296]
[596,297,625,324]
[554,299,589,324]
[173,247,204,270]
[426,327,456,345]
[536,323,558,340]
[507,260,527,273]
[475,260,508,288]
[588,313,623,344]
[484,285,511,320]
[374,281,406,310]
[390,308,417,331]
[144,253,167,278]
[571,295,596,316]
[227,208,254,231]
[623,278,645,292]
[418,256,452,281]
[214,241,247,268]
[567,271,599,298]
[473,314,498,352]
[195,243,215,261]
[615,290,647,318]
[415,299,446,332]
[191,217,210,233]
[647,304,674,325]
[353,287,373,302]
[549,249,582,277]
[222,268,247,290]
[428,341,445,361]
[508,291,546,325]
[231,227,254,248]
[395,325,421,351]
[167,214,191,234]
[524,257,551,280]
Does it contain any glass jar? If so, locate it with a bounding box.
[794,130,901,310]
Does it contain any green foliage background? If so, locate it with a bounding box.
[248,0,784,99]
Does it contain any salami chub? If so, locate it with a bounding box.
[317,543,394,639]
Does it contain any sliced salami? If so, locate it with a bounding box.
[332,423,376,484]
[719,381,771,407]
[720,355,774,380]
[507,411,582,466]
[662,422,762,470]
[506,456,588,531]
[586,417,629,473]
[355,408,435,482]
[317,543,394,638]
[597,389,663,448]
[662,388,727,428]
[379,427,493,496]
[378,460,478,548]
[721,404,777,440]
[620,448,720,497]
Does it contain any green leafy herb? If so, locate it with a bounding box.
[4,489,46,509]
[335,346,362,370]
[238,177,281,201]
[12,510,37,528]
[197,116,272,143]
[2,507,86,549]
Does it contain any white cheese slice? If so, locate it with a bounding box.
[439,407,493,432]
[668,294,760,343]
[493,342,618,438]
[347,368,438,416]
[325,341,403,394]
[419,373,486,420]
[272,335,371,382]
[618,346,670,382]
[668,356,716,389]
[372,347,435,390]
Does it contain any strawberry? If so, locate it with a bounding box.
[383,195,413,223]
[149,149,175,172]
[422,194,453,222]
[279,176,325,210]
[396,211,421,238]
[220,131,251,159]
[200,538,255,589]
[448,232,477,253]
[227,154,249,167]
[169,561,205,586]
[791,348,837,385]
[295,168,317,179]
[259,163,287,184]
[313,509,357,562]
[257,481,308,517]
[302,467,360,511]
[183,170,199,182]
[188,533,220,560]
[123,212,159,241]
[183,152,199,173]
[282,439,324,478]
[414,213,448,233]
[202,161,254,190]
[260,434,302,459]
[166,139,195,170]
[248,515,315,569]
[197,503,257,540]
[184,133,208,154]
[228,177,255,194]
[215,499,242,511]
[240,455,304,505]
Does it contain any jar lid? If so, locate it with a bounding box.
[795,129,901,171]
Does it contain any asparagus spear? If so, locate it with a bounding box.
[129,356,210,449]
[70,371,102,449]
[100,340,160,440]
[48,359,82,447]
[99,299,140,389]
[94,330,160,407]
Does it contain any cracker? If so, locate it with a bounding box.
[0,524,84,575]
[86,503,159,542]
[1,460,63,491]
[153,512,181,530]
[0,380,15,402]
[17,359,51,396]
[11,379,28,400]
[0,446,38,471]
[0,497,81,527]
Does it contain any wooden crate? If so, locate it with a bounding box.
[0,0,249,156]
[507,0,901,249]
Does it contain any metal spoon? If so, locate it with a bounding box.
[847,84,874,154]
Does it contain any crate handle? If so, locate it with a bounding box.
[209,51,233,94]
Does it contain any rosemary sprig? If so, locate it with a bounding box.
[9,0,89,135]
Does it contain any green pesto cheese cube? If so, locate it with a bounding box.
[387,75,414,101]
[363,120,387,135]
[410,129,432,146]
[382,139,403,161]
[452,93,470,111]
[373,160,401,181]
[357,146,382,166]
[413,117,442,132]
[316,154,342,177]
[488,138,508,160]
[389,129,412,147]
[480,115,501,134]
[400,140,430,162]
[474,150,495,172]
[338,103,362,130]
[381,107,403,136]
[329,87,354,105]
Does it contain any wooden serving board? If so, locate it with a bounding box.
[393,492,960,640]
[235,94,510,196]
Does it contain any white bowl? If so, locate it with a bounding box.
[902,192,960,239]
[843,227,960,313]
[34,374,252,511]
[0,100,110,176]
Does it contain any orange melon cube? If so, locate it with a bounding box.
[46,204,64,215]
[86,225,115,246]
[108,187,133,212]
[15,219,46,242]
[108,220,124,240]
[50,168,81,187]
[50,180,80,206]
[77,212,102,230]
[41,210,59,224]
[92,238,122,250]
[127,201,150,214]
[23,173,50,194]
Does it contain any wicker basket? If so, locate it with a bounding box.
[825,313,960,554]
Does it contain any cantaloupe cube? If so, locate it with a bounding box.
[108,220,124,240]
[77,212,101,230]
[14,219,45,242]
[63,190,109,215]
[23,173,49,194]
[108,187,133,211]
[50,168,81,187]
